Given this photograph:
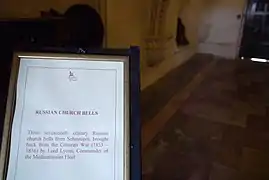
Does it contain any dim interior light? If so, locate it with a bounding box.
[251,58,268,62]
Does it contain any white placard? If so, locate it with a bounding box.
[5,55,127,180]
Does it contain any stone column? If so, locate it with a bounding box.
[145,0,170,66]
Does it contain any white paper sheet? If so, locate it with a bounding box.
[6,57,125,180]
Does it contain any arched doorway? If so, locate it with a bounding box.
[64,4,105,48]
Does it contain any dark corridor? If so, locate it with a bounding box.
[240,0,269,59]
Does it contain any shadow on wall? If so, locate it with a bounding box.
[40,4,105,48]
[63,4,105,48]
[177,0,205,47]
[176,17,189,46]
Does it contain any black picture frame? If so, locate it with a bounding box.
[0,46,141,180]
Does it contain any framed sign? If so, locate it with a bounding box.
[0,47,141,180]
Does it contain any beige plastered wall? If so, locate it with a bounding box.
[198,0,246,59]
[140,0,205,89]
[0,0,205,89]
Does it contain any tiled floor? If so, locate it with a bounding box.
[141,54,269,180]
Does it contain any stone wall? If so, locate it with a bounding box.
[198,0,246,59]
